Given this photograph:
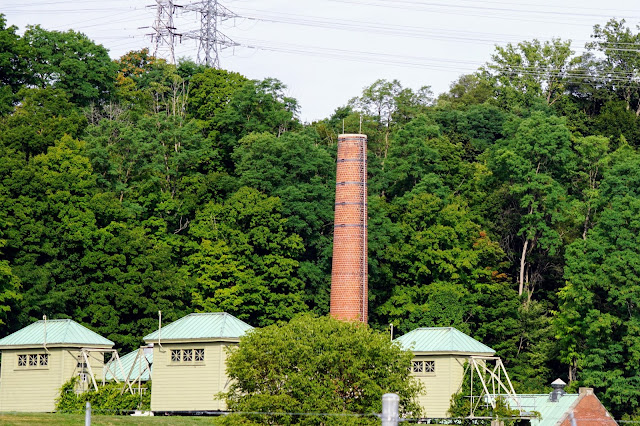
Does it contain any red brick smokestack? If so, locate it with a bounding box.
[330,133,368,323]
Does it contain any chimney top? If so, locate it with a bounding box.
[579,387,594,396]
[551,378,567,387]
[338,133,367,138]
[550,378,567,402]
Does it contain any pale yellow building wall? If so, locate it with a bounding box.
[69,349,108,393]
[0,348,105,412]
[150,341,232,412]
[411,355,468,418]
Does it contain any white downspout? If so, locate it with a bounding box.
[158,310,165,352]
[43,315,49,353]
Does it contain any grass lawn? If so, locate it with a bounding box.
[0,412,221,425]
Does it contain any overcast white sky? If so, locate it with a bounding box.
[2,0,639,121]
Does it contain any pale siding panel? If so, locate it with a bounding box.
[151,342,233,411]
[411,355,468,418]
[86,350,107,381]
[62,350,80,382]
[0,349,65,412]
[0,348,108,412]
[61,349,105,392]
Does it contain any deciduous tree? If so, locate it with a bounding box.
[487,38,578,107]
[0,14,30,114]
[23,25,117,106]
[233,131,335,312]
[587,19,640,115]
[185,187,307,326]
[222,314,422,425]
[556,195,640,418]
[375,192,508,335]
[488,112,575,299]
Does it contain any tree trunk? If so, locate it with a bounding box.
[568,358,577,382]
[381,130,390,171]
[519,239,529,296]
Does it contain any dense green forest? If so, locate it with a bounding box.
[1,13,640,418]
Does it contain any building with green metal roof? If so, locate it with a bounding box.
[104,346,153,383]
[507,387,616,425]
[144,312,253,343]
[394,327,495,418]
[143,312,253,413]
[0,318,113,412]
[0,318,114,349]
[395,327,496,356]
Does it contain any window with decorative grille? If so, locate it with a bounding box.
[170,348,205,364]
[183,349,193,362]
[411,360,435,375]
[17,353,49,368]
[194,349,205,362]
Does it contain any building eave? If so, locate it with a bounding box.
[411,351,495,356]
[0,343,113,350]
[144,337,241,344]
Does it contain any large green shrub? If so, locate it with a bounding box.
[56,376,150,415]
[220,314,422,425]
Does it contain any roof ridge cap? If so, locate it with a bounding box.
[62,318,69,342]
[221,312,228,336]
[414,326,455,330]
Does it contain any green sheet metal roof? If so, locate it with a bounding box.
[508,394,580,426]
[104,348,153,382]
[0,319,114,348]
[395,327,495,354]
[143,312,253,342]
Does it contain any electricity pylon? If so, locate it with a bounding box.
[182,0,238,68]
[148,0,181,64]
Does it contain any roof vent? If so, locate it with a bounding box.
[550,378,567,402]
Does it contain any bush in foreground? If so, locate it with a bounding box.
[220,314,422,425]
[56,376,150,415]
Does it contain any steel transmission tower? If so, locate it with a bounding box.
[149,0,180,64]
[183,0,238,68]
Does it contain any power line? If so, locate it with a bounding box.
[232,37,640,88]
[232,8,640,51]
[328,0,640,22]
[5,0,640,84]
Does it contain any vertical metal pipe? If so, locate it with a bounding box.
[381,393,399,426]
[85,401,92,426]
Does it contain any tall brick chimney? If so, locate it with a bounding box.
[330,133,368,323]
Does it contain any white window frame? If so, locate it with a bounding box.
[16,352,50,370]
[169,348,205,365]
[411,359,436,376]
[194,348,205,362]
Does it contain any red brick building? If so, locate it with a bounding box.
[559,387,616,426]
[513,385,617,426]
